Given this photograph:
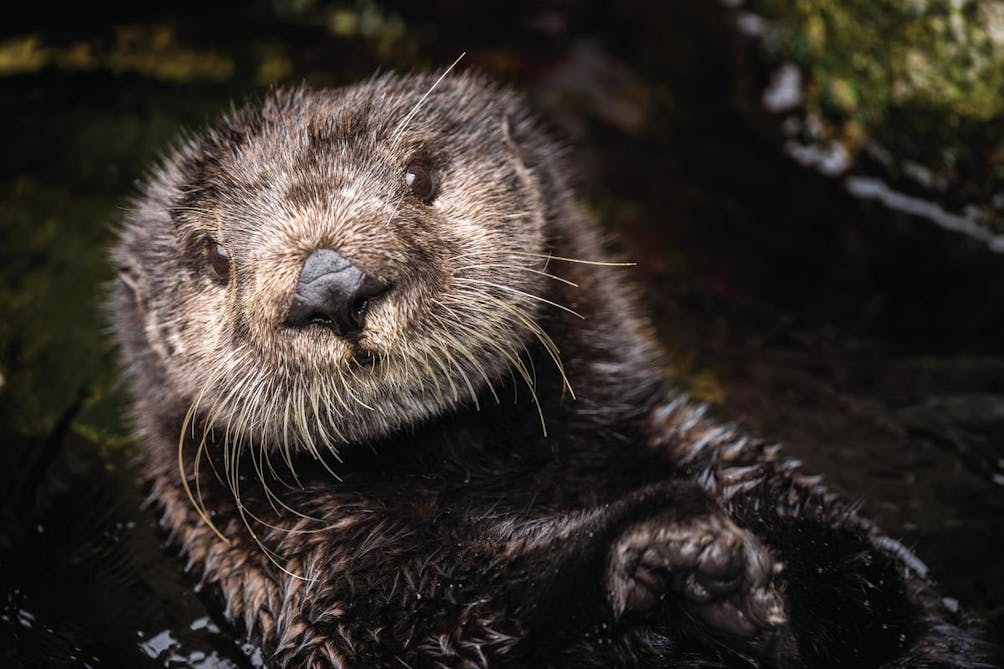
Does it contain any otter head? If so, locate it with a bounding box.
[114,73,573,454]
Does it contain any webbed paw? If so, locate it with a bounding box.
[607,511,793,659]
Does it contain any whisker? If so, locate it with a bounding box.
[178,384,230,544]
[448,248,636,267]
[238,505,341,535]
[476,291,576,401]
[231,452,318,583]
[454,263,579,287]
[507,251,637,267]
[454,277,584,319]
[431,307,503,406]
[391,53,466,142]
[436,294,552,433]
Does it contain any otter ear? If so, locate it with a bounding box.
[501,112,548,196]
[501,110,568,219]
[114,256,174,361]
[501,112,535,170]
[116,261,146,307]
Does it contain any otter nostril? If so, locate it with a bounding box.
[285,249,388,338]
[352,349,375,366]
[308,313,334,327]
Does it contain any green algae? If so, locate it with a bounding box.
[751,0,1004,232]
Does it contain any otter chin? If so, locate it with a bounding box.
[112,72,997,668]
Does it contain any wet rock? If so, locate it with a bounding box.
[898,393,1004,488]
[732,0,1004,248]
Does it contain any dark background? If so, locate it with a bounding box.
[1,1,1002,666]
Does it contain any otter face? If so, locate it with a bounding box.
[114,74,564,452]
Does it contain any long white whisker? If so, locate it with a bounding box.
[454,263,579,287]
[391,53,466,142]
[455,277,584,319]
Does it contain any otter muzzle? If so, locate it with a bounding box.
[285,248,387,339]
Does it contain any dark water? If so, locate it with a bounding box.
[1,1,1002,665]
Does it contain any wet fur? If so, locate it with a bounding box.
[112,73,997,667]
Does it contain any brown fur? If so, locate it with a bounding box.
[112,72,997,667]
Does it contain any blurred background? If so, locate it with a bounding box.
[1,0,1002,665]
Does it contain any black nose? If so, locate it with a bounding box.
[285,249,388,338]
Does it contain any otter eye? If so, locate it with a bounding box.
[206,240,231,279]
[405,159,434,200]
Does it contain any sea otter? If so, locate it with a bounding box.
[111,71,995,667]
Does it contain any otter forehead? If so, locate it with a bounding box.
[175,76,523,213]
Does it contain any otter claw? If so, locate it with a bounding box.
[607,512,792,658]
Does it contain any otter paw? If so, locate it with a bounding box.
[607,512,789,655]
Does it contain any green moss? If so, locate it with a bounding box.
[752,0,1004,231]
[758,0,1004,120]
[0,27,235,82]
[0,179,120,438]
[0,82,235,447]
